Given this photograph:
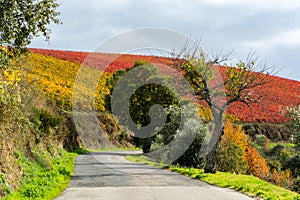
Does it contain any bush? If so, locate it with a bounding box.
[285,154,300,178]
[0,173,11,197]
[292,176,300,193]
[268,144,296,168]
[245,145,270,180]
[267,159,282,172]
[254,134,268,146]
[30,108,62,139]
[269,169,292,189]
[286,106,300,147]
[149,104,207,168]
[218,140,247,174]
[217,121,248,174]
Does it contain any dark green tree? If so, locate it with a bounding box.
[107,61,180,152]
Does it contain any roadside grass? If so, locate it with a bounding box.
[3,149,77,200]
[126,154,300,200]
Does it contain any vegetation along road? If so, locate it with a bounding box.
[56,151,254,200]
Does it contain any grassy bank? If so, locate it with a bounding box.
[3,149,77,200]
[126,155,300,200]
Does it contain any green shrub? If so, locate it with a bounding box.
[268,144,296,165]
[0,173,12,196]
[286,106,300,147]
[267,159,282,172]
[150,104,207,168]
[30,108,62,139]
[254,134,268,147]
[285,155,300,178]
[292,177,300,193]
[217,141,248,174]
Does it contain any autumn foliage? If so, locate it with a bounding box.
[217,121,248,174]
[24,53,111,111]
[30,48,300,123]
[245,144,270,180]
[218,121,270,180]
[222,121,249,152]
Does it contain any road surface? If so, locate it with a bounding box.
[56,151,255,200]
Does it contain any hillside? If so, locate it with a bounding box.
[30,48,300,124]
[1,49,299,199]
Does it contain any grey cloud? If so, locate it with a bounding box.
[29,0,300,80]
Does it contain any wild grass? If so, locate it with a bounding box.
[3,149,77,200]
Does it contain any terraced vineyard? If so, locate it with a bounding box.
[30,48,300,123]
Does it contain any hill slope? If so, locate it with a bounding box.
[29,48,300,123]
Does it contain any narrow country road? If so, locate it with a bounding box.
[55,151,254,200]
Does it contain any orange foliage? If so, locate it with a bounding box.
[220,121,271,180]
[245,145,270,180]
[222,120,249,152]
[269,169,292,188]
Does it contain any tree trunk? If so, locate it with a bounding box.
[204,141,219,173]
[204,109,224,174]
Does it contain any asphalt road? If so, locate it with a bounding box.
[55,151,255,200]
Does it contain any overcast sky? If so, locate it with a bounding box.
[29,0,300,81]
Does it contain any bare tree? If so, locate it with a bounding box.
[172,45,273,173]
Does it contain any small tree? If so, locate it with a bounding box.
[286,106,300,148]
[173,46,272,173]
[150,104,207,168]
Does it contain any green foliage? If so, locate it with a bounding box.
[0,173,12,196]
[217,141,248,174]
[267,159,282,172]
[292,176,300,193]
[30,108,62,142]
[0,0,61,68]
[104,69,126,111]
[4,149,76,200]
[286,106,300,148]
[73,147,90,155]
[217,121,249,174]
[148,105,181,154]
[106,61,180,152]
[254,134,268,147]
[285,155,300,178]
[150,104,207,168]
[267,144,296,167]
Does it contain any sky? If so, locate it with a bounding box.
[29,0,300,81]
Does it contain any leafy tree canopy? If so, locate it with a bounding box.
[0,0,61,68]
